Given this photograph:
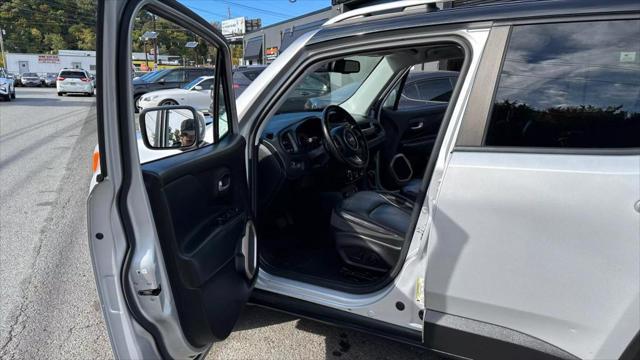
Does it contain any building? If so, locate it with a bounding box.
[220,17,262,66]
[242,7,339,65]
[5,50,96,75]
[242,1,473,65]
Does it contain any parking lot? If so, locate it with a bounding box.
[0,88,433,359]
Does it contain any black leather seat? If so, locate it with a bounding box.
[401,179,422,200]
[332,191,413,272]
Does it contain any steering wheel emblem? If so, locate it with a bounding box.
[343,129,359,150]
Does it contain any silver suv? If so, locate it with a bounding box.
[89,1,640,359]
[0,68,16,101]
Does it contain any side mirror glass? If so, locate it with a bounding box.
[139,105,203,150]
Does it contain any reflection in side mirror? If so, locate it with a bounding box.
[139,105,204,150]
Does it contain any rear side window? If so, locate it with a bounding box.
[59,71,86,78]
[161,70,183,82]
[486,20,640,148]
[414,78,454,102]
[243,69,264,81]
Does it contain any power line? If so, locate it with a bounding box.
[198,0,290,19]
[187,5,229,20]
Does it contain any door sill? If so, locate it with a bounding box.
[258,256,394,295]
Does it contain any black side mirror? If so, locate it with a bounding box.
[139,105,204,150]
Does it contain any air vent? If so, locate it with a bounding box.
[280,132,296,153]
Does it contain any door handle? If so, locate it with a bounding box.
[217,174,231,193]
[410,122,424,130]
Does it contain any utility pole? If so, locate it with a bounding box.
[142,38,149,69]
[0,28,7,70]
[153,15,158,70]
[228,6,231,19]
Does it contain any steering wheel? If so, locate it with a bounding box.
[321,105,369,168]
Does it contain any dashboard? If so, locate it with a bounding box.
[259,111,385,181]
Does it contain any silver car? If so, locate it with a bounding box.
[0,68,16,100]
[89,1,640,359]
[20,72,41,87]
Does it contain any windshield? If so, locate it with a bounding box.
[276,55,382,114]
[140,69,170,82]
[23,73,38,77]
[182,76,205,90]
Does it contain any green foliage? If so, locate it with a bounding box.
[0,2,221,65]
[0,0,97,53]
[133,9,218,65]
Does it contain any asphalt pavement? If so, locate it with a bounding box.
[0,88,432,359]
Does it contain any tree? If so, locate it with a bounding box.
[44,34,67,52]
[0,0,96,53]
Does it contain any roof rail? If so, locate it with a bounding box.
[324,0,440,26]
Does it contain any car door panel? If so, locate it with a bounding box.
[141,133,252,344]
[379,104,447,185]
[90,0,255,356]
[194,91,211,111]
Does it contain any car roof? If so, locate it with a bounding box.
[168,67,214,71]
[310,0,639,45]
[235,66,267,72]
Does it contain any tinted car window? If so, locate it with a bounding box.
[161,70,183,82]
[186,69,211,81]
[402,83,419,100]
[243,69,264,81]
[415,78,453,102]
[486,20,640,148]
[198,79,214,90]
[59,71,86,78]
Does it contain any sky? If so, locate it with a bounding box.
[178,0,331,27]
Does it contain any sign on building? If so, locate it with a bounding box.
[265,47,279,61]
[221,17,246,36]
[38,55,60,64]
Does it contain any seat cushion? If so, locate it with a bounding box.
[339,191,412,235]
[401,179,422,200]
[332,191,413,271]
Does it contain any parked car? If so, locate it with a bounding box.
[56,68,94,96]
[90,1,640,360]
[0,68,16,101]
[20,72,42,87]
[11,72,22,87]
[232,65,267,96]
[132,67,215,106]
[132,71,148,80]
[43,73,58,87]
[138,75,215,112]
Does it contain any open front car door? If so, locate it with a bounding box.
[89,1,257,358]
